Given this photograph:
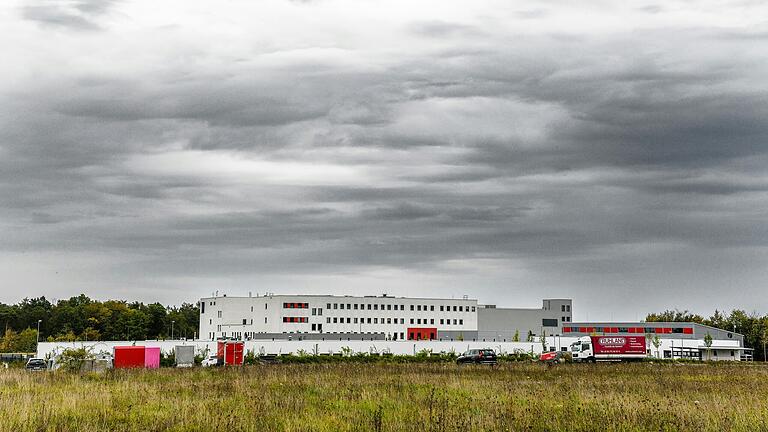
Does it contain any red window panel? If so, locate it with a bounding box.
[563,327,571,333]
[683,328,693,334]
[579,327,587,333]
[634,327,644,333]
[654,328,663,333]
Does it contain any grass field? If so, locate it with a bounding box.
[1,362,767,432]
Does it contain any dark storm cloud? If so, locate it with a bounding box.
[1,1,767,315]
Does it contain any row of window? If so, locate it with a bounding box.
[325,317,465,326]
[283,317,309,323]
[562,316,571,322]
[560,305,571,312]
[563,326,694,334]
[326,303,475,313]
[283,303,309,309]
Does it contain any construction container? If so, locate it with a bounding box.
[174,345,195,368]
[217,340,245,365]
[113,346,146,369]
[144,347,161,369]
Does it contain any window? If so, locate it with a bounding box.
[400,332,404,340]
[417,319,422,324]
[374,304,378,310]
[440,306,444,312]
[430,319,434,325]
[333,318,338,323]
[242,319,247,325]
[374,318,378,324]
[417,305,421,311]
[201,302,205,314]
[453,306,457,312]
[318,308,323,316]
[458,306,462,312]
[387,318,391,324]
[410,318,414,324]
[566,305,571,312]
[312,308,317,316]
[367,318,371,324]
[346,318,351,324]
[327,303,331,309]
[561,305,566,312]
[334,303,338,309]
[217,311,222,318]
[453,319,457,325]
[311,324,316,331]
[387,305,391,310]
[354,318,358,324]
[354,304,358,310]
[367,304,372,310]
[326,317,331,323]
[265,317,267,324]
[410,305,414,311]
[459,319,463,325]
[440,319,444,325]
[542,318,558,327]
[400,305,404,311]
[430,305,435,311]
[471,306,475,312]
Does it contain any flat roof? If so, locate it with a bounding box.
[201,294,478,301]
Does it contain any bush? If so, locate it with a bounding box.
[57,347,91,372]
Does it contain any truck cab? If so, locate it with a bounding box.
[570,336,595,363]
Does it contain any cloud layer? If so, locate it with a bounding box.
[1,0,767,317]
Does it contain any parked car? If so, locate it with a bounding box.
[456,349,497,365]
[201,353,219,367]
[25,358,47,371]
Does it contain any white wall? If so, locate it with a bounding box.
[37,336,744,361]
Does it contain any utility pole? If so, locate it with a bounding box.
[171,320,175,340]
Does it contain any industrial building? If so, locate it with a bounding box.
[193,294,751,361]
[564,322,752,361]
[198,294,571,342]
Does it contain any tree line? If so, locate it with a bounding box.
[0,294,199,353]
[645,309,768,361]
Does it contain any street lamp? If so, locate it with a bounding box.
[36,320,42,345]
[171,320,175,340]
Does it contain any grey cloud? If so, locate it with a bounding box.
[21,0,118,31]
[2,3,768,315]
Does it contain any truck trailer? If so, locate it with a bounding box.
[570,335,647,362]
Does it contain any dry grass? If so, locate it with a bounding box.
[1,362,767,431]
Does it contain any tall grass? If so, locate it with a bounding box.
[1,362,766,431]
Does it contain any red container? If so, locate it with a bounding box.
[114,346,146,368]
[217,341,244,365]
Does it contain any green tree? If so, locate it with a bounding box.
[512,329,520,342]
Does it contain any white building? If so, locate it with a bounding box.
[199,294,571,342]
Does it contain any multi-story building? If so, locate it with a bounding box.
[199,294,572,342]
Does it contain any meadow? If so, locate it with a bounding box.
[1,362,767,432]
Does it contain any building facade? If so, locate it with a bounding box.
[199,294,571,342]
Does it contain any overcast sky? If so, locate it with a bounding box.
[1,0,767,320]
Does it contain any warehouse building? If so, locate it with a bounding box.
[199,294,571,342]
[564,322,751,361]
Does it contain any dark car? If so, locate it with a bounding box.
[25,358,47,371]
[456,349,497,365]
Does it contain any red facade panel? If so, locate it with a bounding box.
[407,327,437,340]
[683,328,694,334]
